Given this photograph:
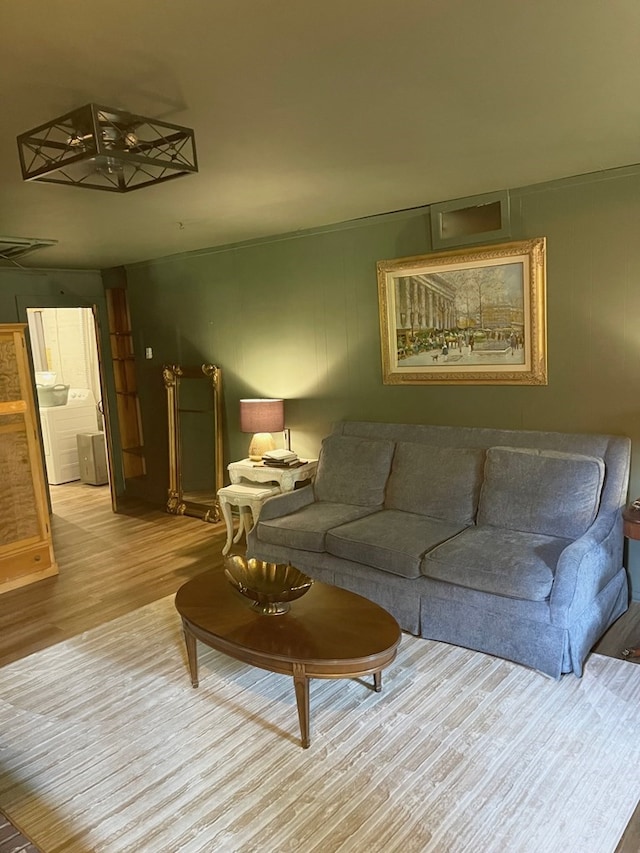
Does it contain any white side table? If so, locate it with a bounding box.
[219,459,317,555]
[218,483,281,555]
[228,458,318,492]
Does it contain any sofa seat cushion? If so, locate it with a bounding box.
[477,446,605,539]
[313,434,395,506]
[326,509,470,579]
[421,525,571,601]
[256,502,377,552]
[385,442,485,524]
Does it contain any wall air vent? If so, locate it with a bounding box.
[0,236,58,262]
[430,190,511,250]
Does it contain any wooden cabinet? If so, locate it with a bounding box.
[0,324,57,593]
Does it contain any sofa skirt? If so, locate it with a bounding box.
[246,538,628,678]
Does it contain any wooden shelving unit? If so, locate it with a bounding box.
[105,287,146,481]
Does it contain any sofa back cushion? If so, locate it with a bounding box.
[385,442,485,524]
[313,434,395,506]
[477,446,605,539]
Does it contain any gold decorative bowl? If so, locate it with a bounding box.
[224,555,313,615]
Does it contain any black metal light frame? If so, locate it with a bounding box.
[17,103,198,193]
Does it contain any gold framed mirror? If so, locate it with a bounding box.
[163,363,224,522]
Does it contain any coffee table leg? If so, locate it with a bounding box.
[293,663,310,749]
[182,621,199,688]
[373,670,382,692]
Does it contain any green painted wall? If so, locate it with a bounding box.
[124,164,640,597]
[0,268,105,320]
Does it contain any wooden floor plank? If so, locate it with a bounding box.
[0,482,227,667]
[0,810,42,852]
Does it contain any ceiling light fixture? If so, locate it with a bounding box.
[16,103,198,193]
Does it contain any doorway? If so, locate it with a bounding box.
[26,307,114,510]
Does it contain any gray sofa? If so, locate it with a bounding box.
[247,421,631,679]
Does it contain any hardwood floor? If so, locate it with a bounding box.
[0,481,227,668]
[0,480,639,849]
[0,809,40,852]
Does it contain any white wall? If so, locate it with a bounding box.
[29,308,102,404]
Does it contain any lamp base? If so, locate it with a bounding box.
[248,432,276,461]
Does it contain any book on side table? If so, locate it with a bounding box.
[262,449,305,468]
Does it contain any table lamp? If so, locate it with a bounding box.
[240,398,285,460]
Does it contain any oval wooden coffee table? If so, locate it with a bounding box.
[175,569,401,748]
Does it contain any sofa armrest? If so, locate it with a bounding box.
[256,484,315,521]
[549,513,624,626]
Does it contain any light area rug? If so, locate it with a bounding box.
[0,596,639,853]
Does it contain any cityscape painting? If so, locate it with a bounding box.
[377,238,547,385]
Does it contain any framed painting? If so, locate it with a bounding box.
[377,237,547,385]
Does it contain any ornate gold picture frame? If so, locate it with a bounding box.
[377,237,547,385]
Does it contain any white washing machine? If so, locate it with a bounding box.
[39,389,99,485]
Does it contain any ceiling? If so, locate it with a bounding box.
[2,0,639,271]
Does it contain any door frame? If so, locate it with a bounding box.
[16,294,123,511]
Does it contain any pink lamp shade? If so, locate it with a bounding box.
[240,398,285,460]
[239,398,284,433]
